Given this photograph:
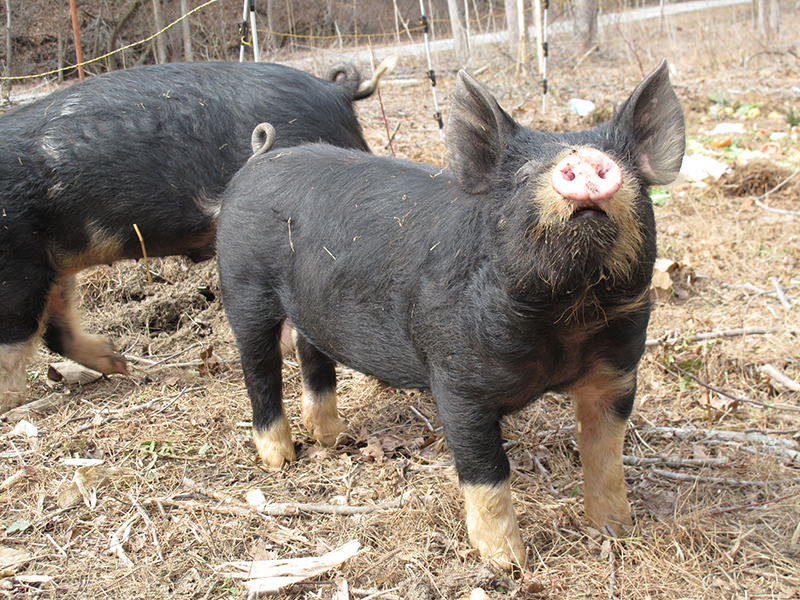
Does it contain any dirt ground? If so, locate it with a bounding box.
[2,5,799,599]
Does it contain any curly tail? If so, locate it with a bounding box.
[249,122,276,159]
[326,55,398,101]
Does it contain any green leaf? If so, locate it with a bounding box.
[707,90,728,105]
[6,519,31,535]
[650,188,670,206]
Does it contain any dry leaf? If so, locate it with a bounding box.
[47,361,103,385]
[216,539,361,595]
[57,465,114,509]
[8,420,37,438]
[650,269,673,301]
[360,437,385,463]
[0,546,31,576]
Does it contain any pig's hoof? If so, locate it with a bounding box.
[253,416,296,467]
[301,391,345,446]
[67,334,128,376]
[463,482,528,572]
[589,513,634,539]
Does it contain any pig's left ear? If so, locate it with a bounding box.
[613,59,685,186]
[447,70,519,193]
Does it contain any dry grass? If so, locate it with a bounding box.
[2,5,800,599]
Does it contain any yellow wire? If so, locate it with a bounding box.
[0,0,219,81]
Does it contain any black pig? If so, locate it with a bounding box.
[0,58,394,412]
[217,61,685,569]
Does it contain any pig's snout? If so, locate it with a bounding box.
[552,148,623,208]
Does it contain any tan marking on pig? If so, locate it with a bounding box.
[0,338,39,413]
[532,149,644,285]
[292,329,346,445]
[44,276,128,375]
[300,389,346,446]
[253,415,296,467]
[48,224,125,274]
[462,480,527,571]
[568,363,635,537]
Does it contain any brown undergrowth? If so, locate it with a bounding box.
[2,6,799,599]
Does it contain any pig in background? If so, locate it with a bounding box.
[217,60,685,569]
[0,57,395,413]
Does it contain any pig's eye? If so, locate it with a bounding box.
[514,165,533,186]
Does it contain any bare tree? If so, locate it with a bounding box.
[445,0,469,66]
[180,0,192,61]
[152,0,167,63]
[2,0,11,99]
[574,0,598,55]
[504,0,518,56]
[757,0,779,37]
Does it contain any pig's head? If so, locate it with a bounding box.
[447,61,685,302]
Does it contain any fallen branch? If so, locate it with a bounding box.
[656,360,800,414]
[622,455,728,468]
[76,386,201,433]
[707,491,798,516]
[759,363,800,392]
[769,277,793,309]
[638,425,799,463]
[649,468,799,487]
[645,326,779,348]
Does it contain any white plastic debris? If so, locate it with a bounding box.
[679,154,729,182]
[709,122,744,135]
[568,98,596,117]
[8,420,38,439]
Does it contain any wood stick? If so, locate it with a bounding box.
[645,326,780,347]
[769,277,793,309]
[649,468,800,487]
[759,363,800,392]
[707,491,798,516]
[656,360,800,414]
[622,455,728,468]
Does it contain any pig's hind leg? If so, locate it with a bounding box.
[225,289,296,467]
[0,256,53,412]
[293,332,346,446]
[569,362,636,537]
[42,275,128,377]
[433,381,527,571]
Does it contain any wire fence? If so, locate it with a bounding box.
[0,0,574,82]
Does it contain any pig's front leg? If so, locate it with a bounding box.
[433,381,527,571]
[569,362,637,537]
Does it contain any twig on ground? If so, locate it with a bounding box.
[409,405,435,431]
[529,451,560,497]
[108,514,138,567]
[769,277,793,309]
[622,455,728,468]
[759,363,800,392]
[174,480,438,517]
[638,425,799,463]
[129,493,164,562]
[645,326,779,348]
[707,491,798,516]
[655,360,800,414]
[649,468,799,487]
[76,386,201,433]
[351,587,402,600]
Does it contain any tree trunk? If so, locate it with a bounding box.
[446,0,469,66]
[768,0,779,34]
[151,0,167,64]
[504,0,518,56]
[574,0,598,55]
[2,0,11,99]
[180,0,192,61]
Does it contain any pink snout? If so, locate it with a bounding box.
[551,148,623,206]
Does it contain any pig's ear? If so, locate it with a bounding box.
[614,59,685,186]
[447,70,519,193]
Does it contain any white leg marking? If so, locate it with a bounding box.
[462,480,527,571]
[252,415,296,467]
[301,389,346,446]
